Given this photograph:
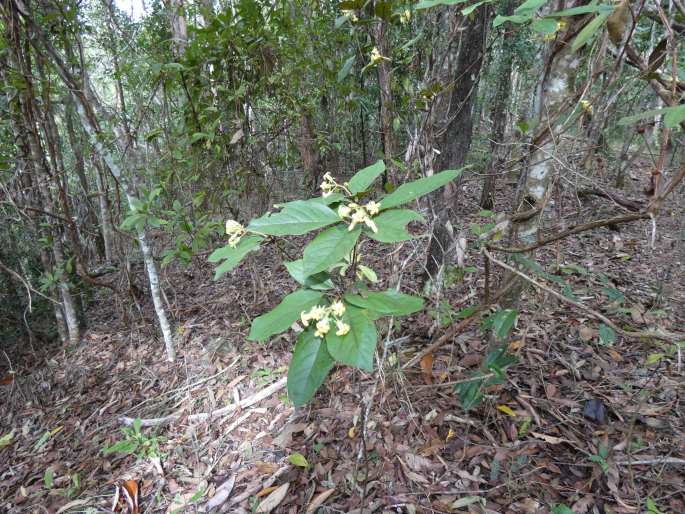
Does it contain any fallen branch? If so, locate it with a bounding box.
[482,247,683,342]
[119,376,286,427]
[577,187,645,212]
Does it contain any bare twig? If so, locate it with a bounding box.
[119,376,286,427]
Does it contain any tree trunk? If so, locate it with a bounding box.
[165,0,188,57]
[372,17,395,183]
[424,7,489,287]
[12,4,177,361]
[296,111,322,193]
[480,0,516,210]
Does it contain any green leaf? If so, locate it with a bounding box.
[345,289,424,316]
[367,209,425,243]
[337,55,356,82]
[548,5,614,17]
[531,18,558,34]
[210,235,264,280]
[455,374,486,410]
[302,225,361,276]
[247,201,340,236]
[248,289,324,342]
[599,324,616,346]
[0,431,14,450]
[551,505,574,514]
[326,306,377,371]
[415,0,469,10]
[493,14,530,26]
[379,168,464,210]
[102,439,138,455]
[461,0,491,16]
[287,452,311,468]
[572,12,611,52]
[348,160,385,194]
[44,468,54,488]
[284,260,335,290]
[287,330,334,406]
[514,0,548,16]
[663,105,685,128]
[491,309,517,341]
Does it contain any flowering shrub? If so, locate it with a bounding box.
[209,160,462,405]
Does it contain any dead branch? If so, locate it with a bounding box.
[119,376,286,427]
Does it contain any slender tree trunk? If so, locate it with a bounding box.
[424,7,489,287]
[12,4,176,360]
[165,0,188,57]
[372,17,395,182]
[296,110,322,193]
[93,157,115,263]
[480,0,516,210]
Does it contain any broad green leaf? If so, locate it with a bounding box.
[379,168,464,210]
[344,289,424,316]
[598,324,616,346]
[348,160,385,194]
[572,12,611,51]
[302,225,361,276]
[337,55,356,83]
[552,505,574,514]
[455,375,486,410]
[415,0,469,10]
[287,330,334,406]
[491,309,517,341]
[210,235,264,280]
[0,431,13,450]
[461,0,491,16]
[548,4,614,17]
[663,105,685,128]
[287,452,310,468]
[618,105,685,128]
[284,260,335,290]
[368,209,425,243]
[326,306,377,371]
[531,18,558,34]
[44,468,54,488]
[493,14,530,26]
[248,289,324,341]
[247,201,340,236]
[514,0,548,15]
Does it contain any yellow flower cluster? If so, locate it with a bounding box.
[301,300,350,338]
[338,201,380,233]
[399,9,411,24]
[320,172,344,198]
[580,100,593,114]
[225,220,245,248]
[341,9,358,22]
[370,47,389,65]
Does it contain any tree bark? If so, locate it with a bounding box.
[424,7,489,287]
[372,16,396,183]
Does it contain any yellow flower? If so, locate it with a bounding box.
[370,47,388,65]
[300,310,312,327]
[364,217,378,233]
[309,305,327,321]
[225,220,243,235]
[341,9,358,22]
[365,201,380,215]
[348,208,367,231]
[338,205,352,218]
[330,300,345,318]
[400,9,411,24]
[228,233,242,248]
[580,100,593,114]
[315,318,331,338]
[335,320,350,337]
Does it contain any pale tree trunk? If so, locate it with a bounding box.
[480,0,515,210]
[372,17,395,183]
[516,50,580,242]
[165,0,188,57]
[424,7,489,287]
[93,157,115,263]
[12,3,176,361]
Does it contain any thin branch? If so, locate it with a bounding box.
[482,247,684,342]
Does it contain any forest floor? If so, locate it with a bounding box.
[1,178,685,514]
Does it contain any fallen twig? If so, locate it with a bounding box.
[119,376,286,427]
[482,247,684,342]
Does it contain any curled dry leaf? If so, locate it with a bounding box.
[256,482,290,513]
[305,488,336,513]
[205,475,235,511]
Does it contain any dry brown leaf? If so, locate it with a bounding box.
[256,482,290,513]
[420,353,434,385]
[530,431,570,445]
[205,475,235,511]
[305,488,336,513]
